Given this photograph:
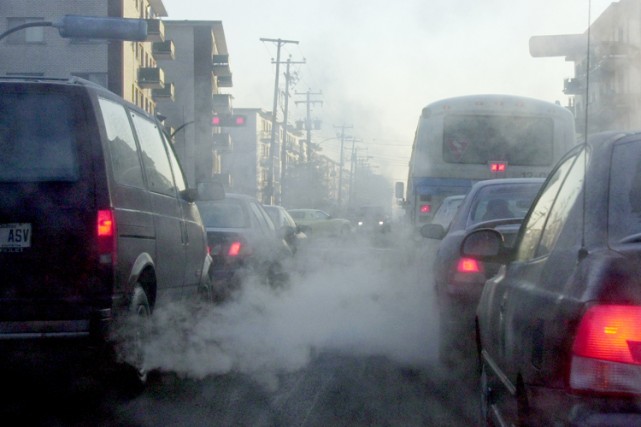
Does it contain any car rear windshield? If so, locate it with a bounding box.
[197,199,250,228]
[0,90,79,182]
[468,183,542,226]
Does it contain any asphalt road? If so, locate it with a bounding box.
[0,229,480,426]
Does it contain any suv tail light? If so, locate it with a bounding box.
[420,204,431,214]
[570,305,641,394]
[97,209,117,265]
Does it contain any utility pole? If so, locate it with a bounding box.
[260,37,299,204]
[295,90,323,160]
[334,124,353,207]
[349,138,361,207]
[275,56,305,205]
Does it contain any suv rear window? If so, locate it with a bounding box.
[0,90,79,181]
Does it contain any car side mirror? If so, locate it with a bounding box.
[461,228,512,263]
[283,225,296,238]
[420,223,446,240]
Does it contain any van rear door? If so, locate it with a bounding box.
[0,83,102,325]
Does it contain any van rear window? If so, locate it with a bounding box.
[0,91,79,182]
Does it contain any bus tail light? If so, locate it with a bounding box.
[490,160,507,176]
[570,305,641,395]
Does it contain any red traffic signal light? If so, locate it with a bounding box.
[211,114,247,127]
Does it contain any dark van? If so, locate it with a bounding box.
[0,77,216,388]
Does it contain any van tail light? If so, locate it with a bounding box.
[570,305,641,395]
[97,209,117,265]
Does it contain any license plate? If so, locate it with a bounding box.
[0,223,32,251]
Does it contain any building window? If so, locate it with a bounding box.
[6,18,45,44]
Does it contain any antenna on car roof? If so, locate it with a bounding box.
[579,0,593,259]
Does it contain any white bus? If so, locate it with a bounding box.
[401,94,577,226]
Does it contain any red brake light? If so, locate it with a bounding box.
[570,305,641,394]
[97,209,114,237]
[97,209,116,265]
[228,241,242,257]
[457,257,482,273]
[573,305,641,364]
[489,161,507,173]
[420,204,431,214]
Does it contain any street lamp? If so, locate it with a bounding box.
[0,15,148,43]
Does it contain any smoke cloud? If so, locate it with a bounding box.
[134,236,440,389]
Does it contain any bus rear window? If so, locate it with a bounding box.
[442,114,554,166]
[0,91,79,182]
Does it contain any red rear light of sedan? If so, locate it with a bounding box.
[457,257,483,273]
[228,241,242,257]
[570,304,641,395]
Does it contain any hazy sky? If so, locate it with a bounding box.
[161,0,613,182]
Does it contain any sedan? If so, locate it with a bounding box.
[420,178,544,365]
[463,132,641,426]
[287,208,352,237]
[353,205,392,234]
[196,193,292,300]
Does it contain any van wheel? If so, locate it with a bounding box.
[113,286,153,394]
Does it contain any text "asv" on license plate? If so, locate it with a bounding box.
[0,223,32,249]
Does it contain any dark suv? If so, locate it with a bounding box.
[0,77,216,388]
[463,131,641,425]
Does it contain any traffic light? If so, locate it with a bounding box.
[211,114,246,127]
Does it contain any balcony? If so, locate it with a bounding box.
[213,132,232,152]
[217,75,233,88]
[563,78,583,95]
[138,67,165,89]
[146,19,165,42]
[212,94,233,114]
[212,54,231,76]
[152,82,175,101]
[152,40,175,60]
